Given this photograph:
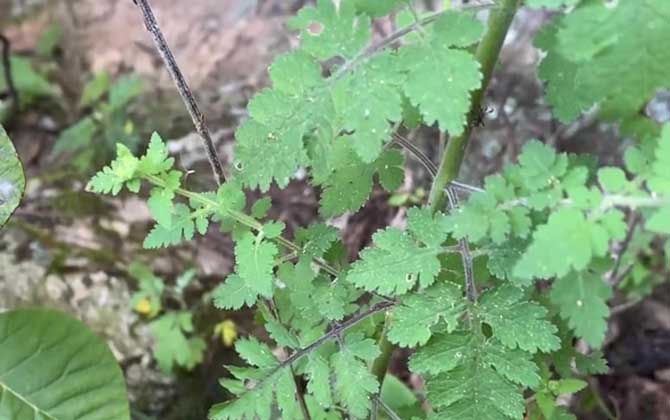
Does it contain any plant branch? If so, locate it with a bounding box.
[132,0,226,185]
[428,0,520,212]
[445,187,477,302]
[0,34,18,110]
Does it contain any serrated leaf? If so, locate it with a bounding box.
[478,285,560,353]
[148,187,175,227]
[347,209,448,295]
[209,381,274,420]
[265,319,299,349]
[409,331,473,375]
[235,119,307,192]
[235,337,278,369]
[305,354,333,407]
[353,0,406,17]
[320,139,404,217]
[432,11,484,47]
[138,132,174,175]
[234,232,278,298]
[212,274,259,310]
[388,282,466,347]
[400,35,481,135]
[513,208,616,280]
[333,53,404,162]
[87,143,139,195]
[289,0,371,60]
[331,351,378,418]
[550,271,612,347]
[143,203,195,248]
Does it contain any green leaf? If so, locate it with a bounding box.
[288,0,371,60]
[347,209,448,295]
[550,271,612,347]
[80,72,111,107]
[87,143,139,195]
[597,167,628,193]
[331,351,379,418]
[150,312,205,372]
[319,139,404,217]
[53,117,98,154]
[550,378,587,395]
[400,30,481,135]
[235,337,279,369]
[212,274,259,310]
[478,285,560,353]
[646,207,670,235]
[388,282,466,347]
[432,11,485,48]
[514,208,622,280]
[138,132,175,175]
[148,187,175,228]
[0,309,129,420]
[416,331,527,420]
[108,74,142,110]
[0,57,61,103]
[649,125,670,195]
[0,126,25,228]
[234,232,278,298]
[143,203,195,248]
[235,119,307,192]
[333,52,404,162]
[538,0,670,124]
[353,0,406,17]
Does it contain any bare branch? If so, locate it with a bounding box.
[132,0,226,185]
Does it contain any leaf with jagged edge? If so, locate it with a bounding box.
[234,231,278,299]
[288,0,371,60]
[648,125,670,195]
[400,12,482,135]
[331,349,379,418]
[234,119,307,192]
[550,271,612,347]
[143,203,195,248]
[333,52,404,162]
[212,274,258,310]
[537,0,670,125]
[347,208,449,295]
[412,331,527,420]
[513,207,625,282]
[87,143,139,195]
[388,282,466,347]
[319,138,404,217]
[478,285,560,353]
[138,132,174,175]
[150,312,205,372]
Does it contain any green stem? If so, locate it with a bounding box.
[428,0,521,213]
[371,313,394,385]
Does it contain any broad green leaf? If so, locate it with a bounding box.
[347,209,448,295]
[646,207,670,234]
[478,285,560,353]
[388,282,465,347]
[432,11,485,48]
[288,0,371,60]
[0,309,129,420]
[550,271,612,347]
[0,126,24,228]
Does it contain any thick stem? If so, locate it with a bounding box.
[428,0,520,212]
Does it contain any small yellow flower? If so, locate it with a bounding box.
[215,319,238,347]
[134,297,153,315]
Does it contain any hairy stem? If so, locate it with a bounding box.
[428,0,520,212]
[133,0,226,185]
